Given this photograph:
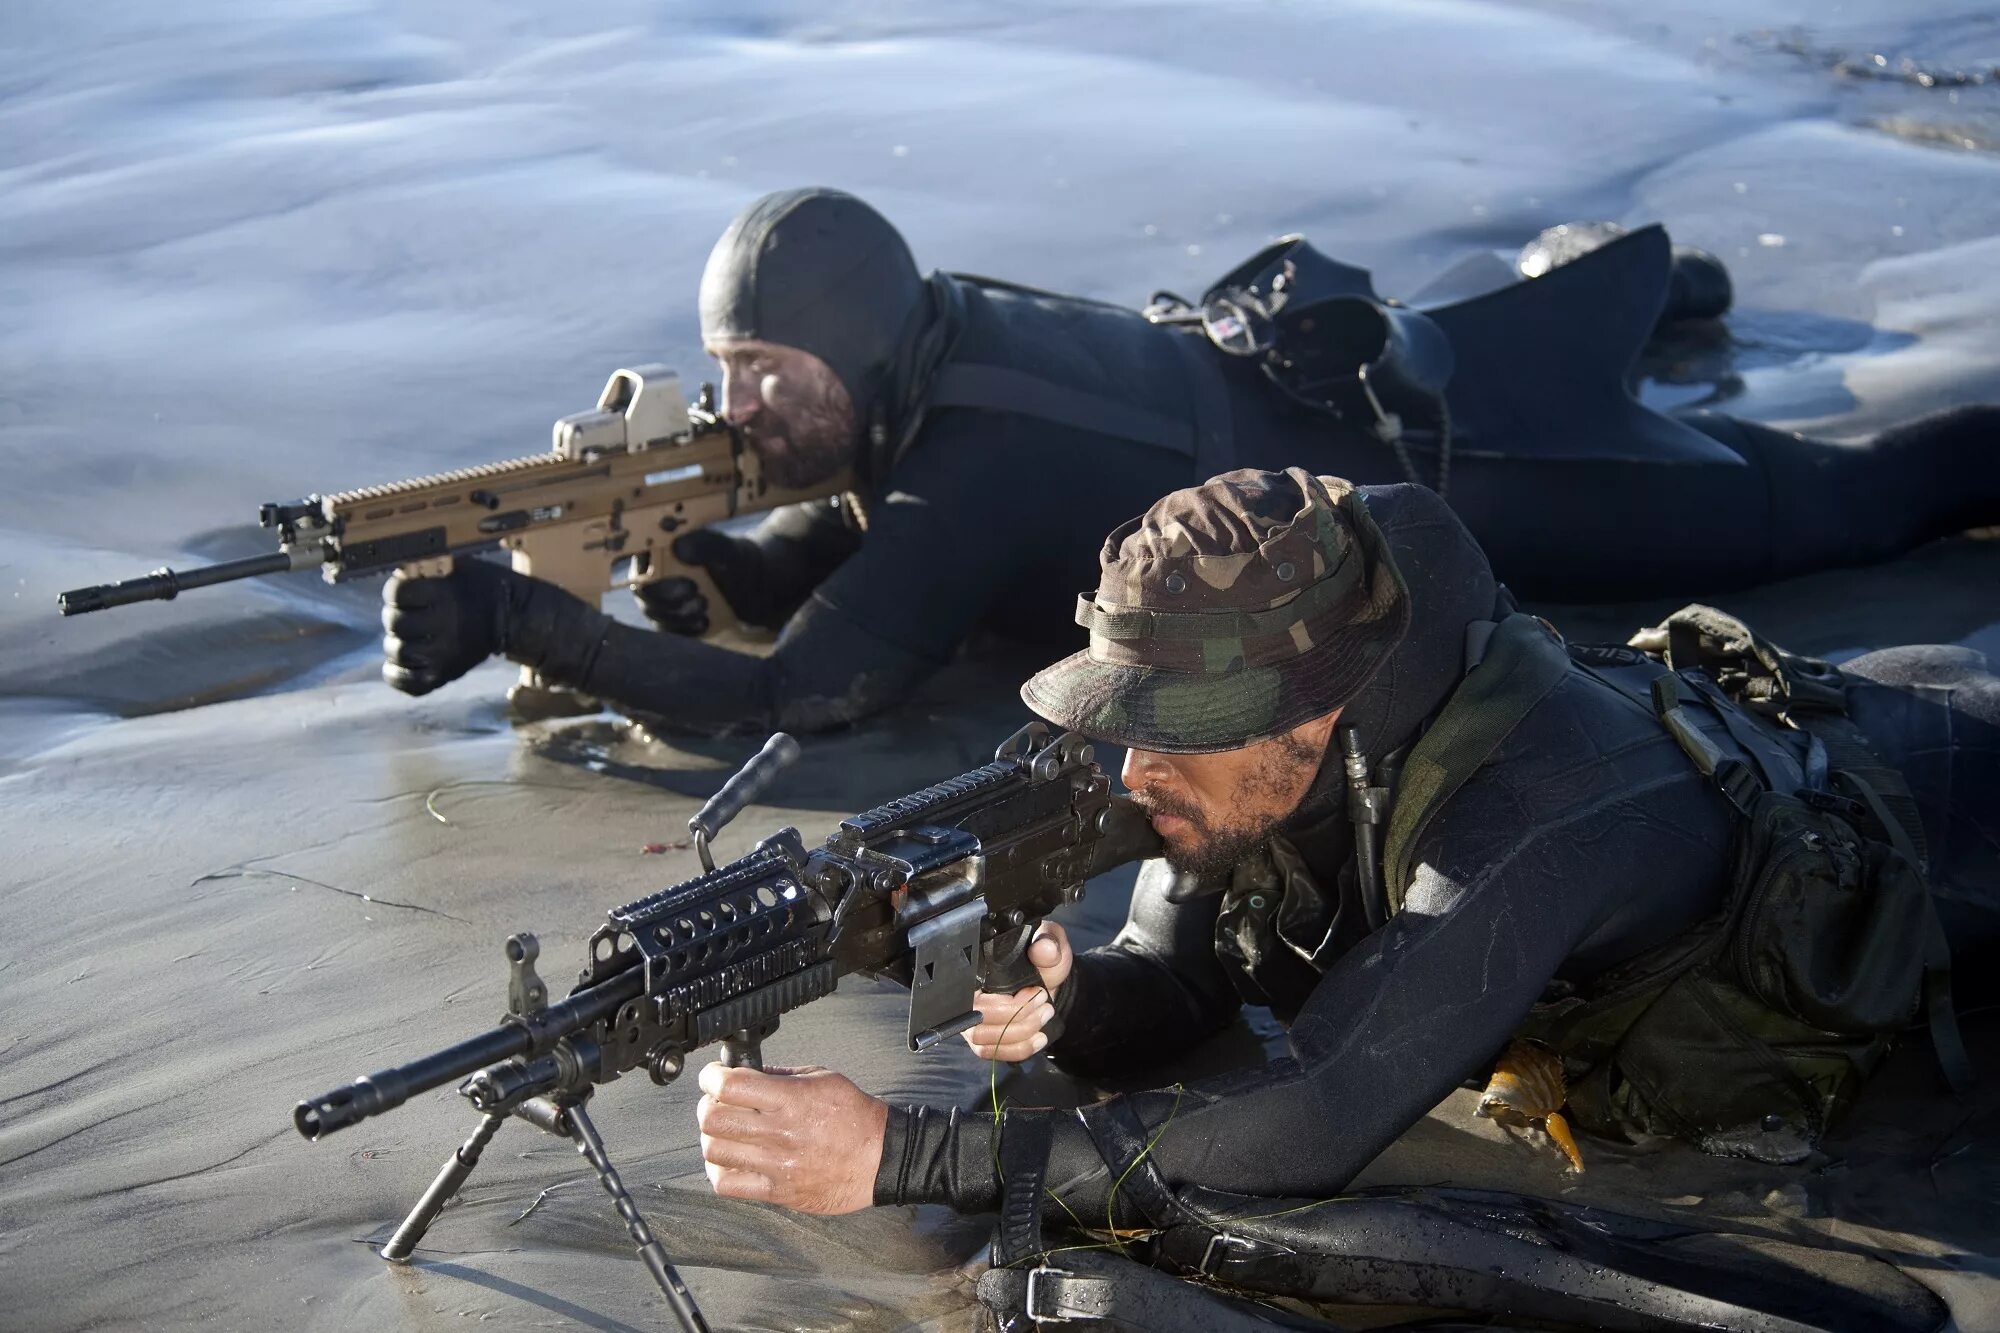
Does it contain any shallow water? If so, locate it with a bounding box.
[3,2,1999,1329]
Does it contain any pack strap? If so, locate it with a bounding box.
[975,1252,1325,1331]
[928,362,1197,457]
[1678,671,1807,795]
[1076,1096,1192,1233]
[1649,674,1763,815]
[1836,769,1975,1095]
[1381,614,1573,908]
[993,1108,1058,1267]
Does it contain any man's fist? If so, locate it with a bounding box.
[963,921,1072,1063]
[695,1063,886,1215]
[381,562,523,696]
[634,530,769,635]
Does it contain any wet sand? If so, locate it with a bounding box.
[5,1,2000,1329]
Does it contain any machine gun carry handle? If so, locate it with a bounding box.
[689,732,803,872]
[688,733,804,1068]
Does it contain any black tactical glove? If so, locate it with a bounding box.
[382,560,584,696]
[633,529,772,635]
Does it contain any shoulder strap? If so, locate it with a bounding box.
[1381,614,1573,909]
[926,362,1198,457]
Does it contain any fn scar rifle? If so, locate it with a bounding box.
[292,723,1160,1332]
[56,366,850,715]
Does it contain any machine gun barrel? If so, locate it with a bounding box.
[294,968,644,1140]
[58,549,323,616]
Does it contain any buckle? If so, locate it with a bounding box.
[1714,759,1761,817]
[1798,787,1864,822]
[1199,1231,1248,1277]
[1023,1266,1083,1324]
[1197,1229,1292,1278]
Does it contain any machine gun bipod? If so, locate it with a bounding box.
[380,1086,711,1333]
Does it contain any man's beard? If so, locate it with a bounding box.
[1140,789,1288,877]
[744,387,856,490]
[1131,732,1321,877]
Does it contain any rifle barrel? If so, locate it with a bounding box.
[293,970,643,1140]
[57,550,312,616]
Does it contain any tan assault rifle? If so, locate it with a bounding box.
[57,367,851,715]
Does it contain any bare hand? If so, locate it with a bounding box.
[695,1064,887,1214]
[963,921,1072,1062]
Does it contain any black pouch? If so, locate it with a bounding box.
[1729,788,1927,1035]
[1561,798,1908,1162]
[1537,608,1954,1160]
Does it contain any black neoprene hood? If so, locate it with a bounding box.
[698,188,927,412]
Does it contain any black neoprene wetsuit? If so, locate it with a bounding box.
[503,269,2000,739]
[868,483,2000,1223]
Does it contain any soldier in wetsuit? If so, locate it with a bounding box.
[380,187,2000,738]
[687,467,1999,1241]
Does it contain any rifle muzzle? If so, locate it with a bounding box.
[295,1072,410,1140]
[58,549,323,616]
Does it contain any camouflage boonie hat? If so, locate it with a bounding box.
[1022,467,1410,754]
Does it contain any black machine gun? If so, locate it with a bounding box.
[293,723,1159,1331]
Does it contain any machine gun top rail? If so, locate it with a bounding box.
[838,760,1021,841]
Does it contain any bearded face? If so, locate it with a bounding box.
[707,340,859,490]
[1120,721,1335,876]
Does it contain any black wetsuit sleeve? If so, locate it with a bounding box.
[727,497,864,629]
[875,710,1729,1219]
[1047,862,1243,1078]
[506,419,1037,735]
[875,852,1611,1217]
[557,594,942,736]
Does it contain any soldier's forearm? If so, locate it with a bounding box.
[515,589,945,738]
[564,617,779,737]
[872,1105,1001,1212]
[1044,949,1236,1077]
[739,498,865,628]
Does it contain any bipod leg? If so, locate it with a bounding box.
[380,1111,508,1262]
[564,1100,712,1333]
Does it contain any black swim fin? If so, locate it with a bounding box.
[977,1252,1342,1332]
[1416,224,1747,465]
[1138,1184,1947,1333]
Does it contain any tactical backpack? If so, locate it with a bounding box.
[1376,607,1971,1162]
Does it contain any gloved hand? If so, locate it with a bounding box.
[381,560,531,696]
[634,529,771,635]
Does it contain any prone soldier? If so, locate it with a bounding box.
[380,189,2000,737]
[685,468,1997,1317]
